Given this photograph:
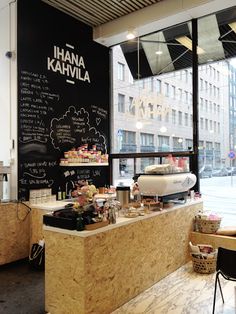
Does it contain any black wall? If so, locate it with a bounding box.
[17,0,110,200]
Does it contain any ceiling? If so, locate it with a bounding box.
[121,6,236,79]
[42,0,163,27]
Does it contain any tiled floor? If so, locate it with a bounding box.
[113,263,236,314]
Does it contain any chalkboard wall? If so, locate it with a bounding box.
[17,0,110,200]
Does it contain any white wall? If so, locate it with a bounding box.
[0,0,17,199]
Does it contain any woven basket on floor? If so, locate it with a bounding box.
[191,255,217,274]
[195,218,221,234]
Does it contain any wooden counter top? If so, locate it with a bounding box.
[43,199,203,237]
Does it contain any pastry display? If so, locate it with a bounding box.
[60,144,108,165]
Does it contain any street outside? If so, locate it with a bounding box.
[200,175,236,226]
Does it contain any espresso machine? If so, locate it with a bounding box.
[0,162,11,201]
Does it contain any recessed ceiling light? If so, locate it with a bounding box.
[155,50,163,55]
[126,31,135,40]
[176,36,205,54]
[229,22,236,33]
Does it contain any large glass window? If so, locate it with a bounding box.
[111,6,236,226]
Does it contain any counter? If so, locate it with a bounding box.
[44,199,203,314]
[30,200,72,248]
[0,202,30,265]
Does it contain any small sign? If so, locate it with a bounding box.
[228,151,236,159]
[117,129,123,136]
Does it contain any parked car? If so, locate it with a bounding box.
[226,167,236,176]
[199,165,213,178]
[212,166,228,177]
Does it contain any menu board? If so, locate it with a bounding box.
[17,0,110,200]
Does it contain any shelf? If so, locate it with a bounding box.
[60,162,109,167]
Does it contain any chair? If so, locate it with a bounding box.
[212,247,236,314]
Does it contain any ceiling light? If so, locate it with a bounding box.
[229,22,236,33]
[178,138,183,143]
[176,36,205,54]
[126,31,136,40]
[155,50,163,55]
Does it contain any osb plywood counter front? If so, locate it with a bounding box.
[0,202,30,265]
[44,200,203,314]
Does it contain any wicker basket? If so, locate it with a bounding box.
[195,218,221,234]
[191,255,216,274]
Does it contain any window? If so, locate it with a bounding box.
[178,111,182,125]
[214,103,216,113]
[148,103,154,119]
[205,119,208,130]
[173,137,183,151]
[165,112,169,122]
[172,109,176,124]
[184,70,188,82]
[158,135,170,151]
[186,139,193,150]
[200,117,204,129]
[184,91,188,103]
[129,97,135,115]
[206,141,213,150]
[190,114,193,127]
[171,85,176,99]
[164,83,169,97]
[146,77,154,92]
[213,85,216,97]
[210,120,213,130]
[118,93,125,112]
[140,133,154,146]
[185,113,188,126]
[200,78,203,91]
[209,83,212,96]
[205,99,208,112]
[178,88,182,100]
[156,79,161,93]
[122,131,136,145]
[118,62,125,80]
[200,98,203,110]
[209,101,212,112]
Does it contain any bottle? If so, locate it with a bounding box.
[57,186,62,200]
[76,213,84,231]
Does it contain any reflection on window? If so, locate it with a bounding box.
[118,62,125,80]
[140,133,154,152]
[129,97,135,115]
[120,131,136,153]
[118,93,125,112]
[178,111,182,125]
[173,137,183,151]
[158,135,170,151]
[185,113,188,126]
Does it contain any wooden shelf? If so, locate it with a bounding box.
[60,162,109,167]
